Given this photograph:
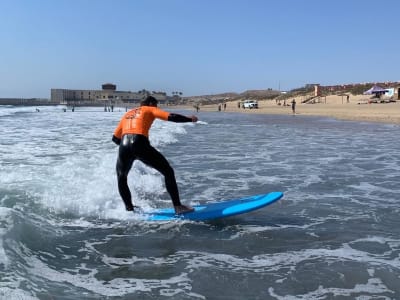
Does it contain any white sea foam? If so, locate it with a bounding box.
[269,278,393,300]
[44,232,394,297]
[180,238,400,271]
[0,287,38,300]
[22,251,196,297]
[196,120,208,125]
[1,107,196,219]
[0,207,13,268]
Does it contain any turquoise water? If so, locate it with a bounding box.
[1,105,400,299]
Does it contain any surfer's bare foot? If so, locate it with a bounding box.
[125,203,137,211]
[126,205,141,212]
[174,205,194,214]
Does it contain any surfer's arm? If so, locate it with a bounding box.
[151,107,197,123]
[112,135,121,145]
[112,121,123,145]
[168,113,198,123]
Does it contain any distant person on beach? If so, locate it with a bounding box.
[112,96,198,214]
[291,99,296,114]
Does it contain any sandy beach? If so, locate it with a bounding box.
[197,95,400,124]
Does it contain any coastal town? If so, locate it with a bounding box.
[1,81,399,124]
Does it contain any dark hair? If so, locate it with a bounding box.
[141,96,158,106]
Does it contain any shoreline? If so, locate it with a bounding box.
[2,95,400,125]
[193,95,400,125]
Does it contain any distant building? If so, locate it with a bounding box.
[305,83,320,89]
[102,83,116,91]
[391,84,400,100]
[51,84,168,105]
[314,85,322,96]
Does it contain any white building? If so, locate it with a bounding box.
[51,83,168,105]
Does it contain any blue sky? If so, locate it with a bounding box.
[1,0,399,98]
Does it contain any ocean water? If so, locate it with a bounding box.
[1,105,400,300]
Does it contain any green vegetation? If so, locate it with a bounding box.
[346,84,373,95]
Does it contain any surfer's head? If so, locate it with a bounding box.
[140,96,158,107]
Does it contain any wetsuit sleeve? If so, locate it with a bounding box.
[112,135,121,145]
[152,107,170,121]
[112,119,123,145]
[168,113,193,123]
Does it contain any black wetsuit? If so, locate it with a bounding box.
[113,113,192,211]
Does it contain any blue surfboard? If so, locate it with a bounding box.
[140,192,283,221]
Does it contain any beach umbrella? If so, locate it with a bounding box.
[363,85,388,95]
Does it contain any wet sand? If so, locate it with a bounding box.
[195,95,400,124]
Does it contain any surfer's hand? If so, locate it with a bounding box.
[190,115,198,122]
[112,135,121,145]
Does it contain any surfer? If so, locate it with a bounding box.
[112,96,197,214]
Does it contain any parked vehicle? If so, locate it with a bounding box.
[243,100,258,109]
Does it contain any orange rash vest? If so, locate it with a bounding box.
[113,106,170,139]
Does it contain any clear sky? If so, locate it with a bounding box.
[1,0,399,98]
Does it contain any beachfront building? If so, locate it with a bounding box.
[51,84,168,105]
[394,84,400,100]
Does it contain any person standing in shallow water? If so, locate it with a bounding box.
[291,99,296,114]
[112,96,198,214]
